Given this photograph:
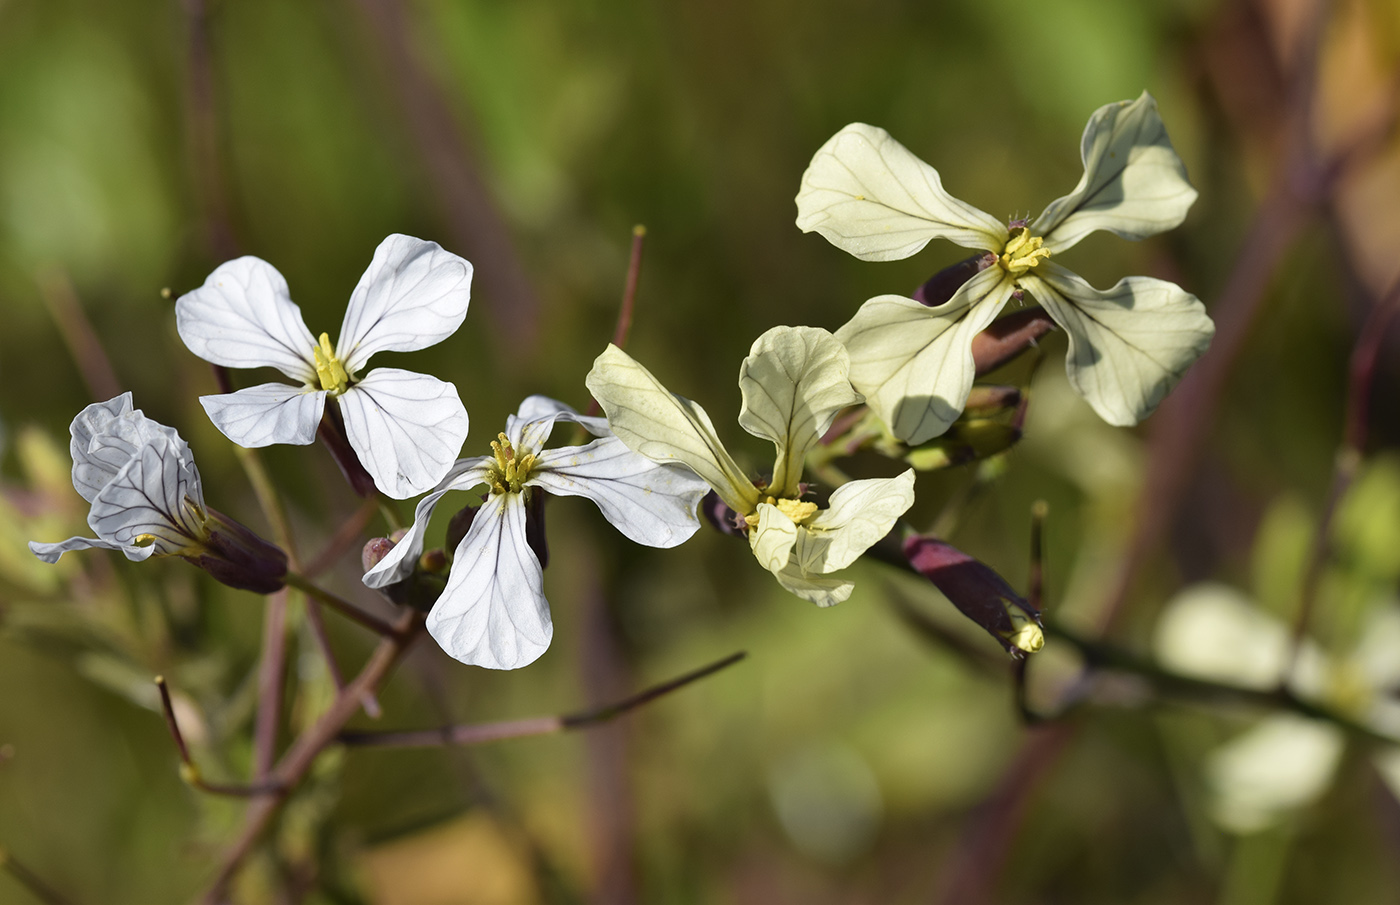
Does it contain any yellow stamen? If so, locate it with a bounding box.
[312,332,350,394]
[1002,607,1045,654]
[134,533,157,547]
[486,432,538,495]
[998,227,1051,276]
[742,495,820,529]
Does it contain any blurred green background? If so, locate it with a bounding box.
[2,0,1400,902]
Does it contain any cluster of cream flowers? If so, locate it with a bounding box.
[32,92,1212,672]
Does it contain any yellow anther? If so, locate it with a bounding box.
[486,433,537,495]
[1001,608,1045,654]
[998,227,1051,276]
[312,332,350,394]
[134,533,158,547]
[775,498,819,525]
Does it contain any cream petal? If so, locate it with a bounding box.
[427,493,552,670]
[749,502,799,574]
[1206,715,1345,834]
[737,326,861,498]
[199,384,326,448]
[336,368,470,499]
[799,471,915,574]
[175,256,318,384]
[1022,263,1213,427]
[796,123,1007,260]
[586,344,759,514]
[772,559,854,608]
[530,437,707,549]
[1032,92,1198,253]
[835,267,1016,444]
[337,234,474,374]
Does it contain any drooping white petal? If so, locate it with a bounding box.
[773,559,854,608]
[336,368,470,500]
[1031,92,1198,253]
[427,493,551,670]
[748,503,799,574]
[587,345,760,515]
[530,437,707,548]
[798,471,915,575]
[175,256,318,384]
[199,384,326,449]
[1021,263,1213,427]
[795,123,1008,260]
[1206,715,1345,834]
[507,395,612,449]
[738,326,861,498]
[836,267,1017,444]
[30,535,137,564]
[88,437,206,556]
[361,458,491,589]
[337,235,473,374]
[69,393,136,501]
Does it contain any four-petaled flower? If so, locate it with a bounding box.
[29,393,287,592]
[363,396,709,669]
[796,92,1215,443]
[587,325,916,608]
[176,234,474,499]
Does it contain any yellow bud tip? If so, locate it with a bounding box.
[154,675,165,686]
[1009,622,1045,654]
[1031,500,1049,520]
[178,762,201,785]
[632,224,647,237]
[160,287,173,300]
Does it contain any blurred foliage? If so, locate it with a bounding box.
[2,0,1400,903]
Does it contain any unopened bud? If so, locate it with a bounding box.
[362,537,396,573]
[904,419,1022,471]
[418,548,448,573]
[701,490,748,537]
[182,507,288,594]
[902,535,1043,657]
[963,385,1021,416]
[444,502,480,554]
[914,253,998,308]
[971,308,1057,376]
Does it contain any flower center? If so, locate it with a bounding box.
[486,433,538,495]
[742,496,819,529]
[312,333,350,394]
[998,227,1051,277]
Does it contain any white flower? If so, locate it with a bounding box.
[796,92,1215,443]
[586,326,916,608]
[1153,583,1400,833]
[363,396,709,670]
[30,393,209,563]
[176,234,473,499]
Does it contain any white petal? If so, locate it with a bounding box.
[175,257,318,383]
[88,437,206,555]
[362,458,492,589]
[1032,92,1198,253]
[30,535,142,564]
[200,384,326,448]
[738,326,861,497]
[772,560,854,608]
[337,368,470,499]
[337,235,473,374]
[748,502,799,573]
[799,471,915,574]
[835,267,1016,444]
[530,437,706,548]
[507,395,611,449]
[427,493,551,670]
[1206,715,1344,834]
[586,345,760,515]
[69,394,197,505]
[795,123,1007,260]
[1022,263,1214,426]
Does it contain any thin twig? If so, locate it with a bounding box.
[0,847,77,905]
[339,651,747,748]
[302,596,382,719]
[284,572,401,638]
[612,225,647,350]
[155,677,285,798]
[251,589,289,783]
[304,496,381,579]
[37,271,121,401]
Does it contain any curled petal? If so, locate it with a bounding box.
[175,256,318,384]
[362,458,491,589]
[587,345,759,515]
[772,560,854,608]
[836,267,1016,444]
[799,471,915,574]
[796,123,1007,260]
[30,535,138,564]
[1021,263,1213,426]
[1207,715,1345,834]
[508,395,611,453]
[88,437,206,555]
[738,326,861,497]
[427,493,552,670]
[337,368,470,499]
[200,384,326,448]
[337,235,473,374]
[1032,92,1198,253]
[530,437,707,548]
[749,503,799,574]
[69,394,195,504]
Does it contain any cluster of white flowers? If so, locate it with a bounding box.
[32,93,1213,672]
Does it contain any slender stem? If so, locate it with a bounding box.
[612,225,647,350]
[37,270,121,402]
[283,572,401,638]
[251,589,289,783]
[301,596,382,719]
[305,495,381,579]
[340,651,747,748]
[0,847,77,905]
[155,676,286,798]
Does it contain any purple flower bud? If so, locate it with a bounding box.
[362,537,396,573]
[902,536,1043,656]
[183,507,288,594]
